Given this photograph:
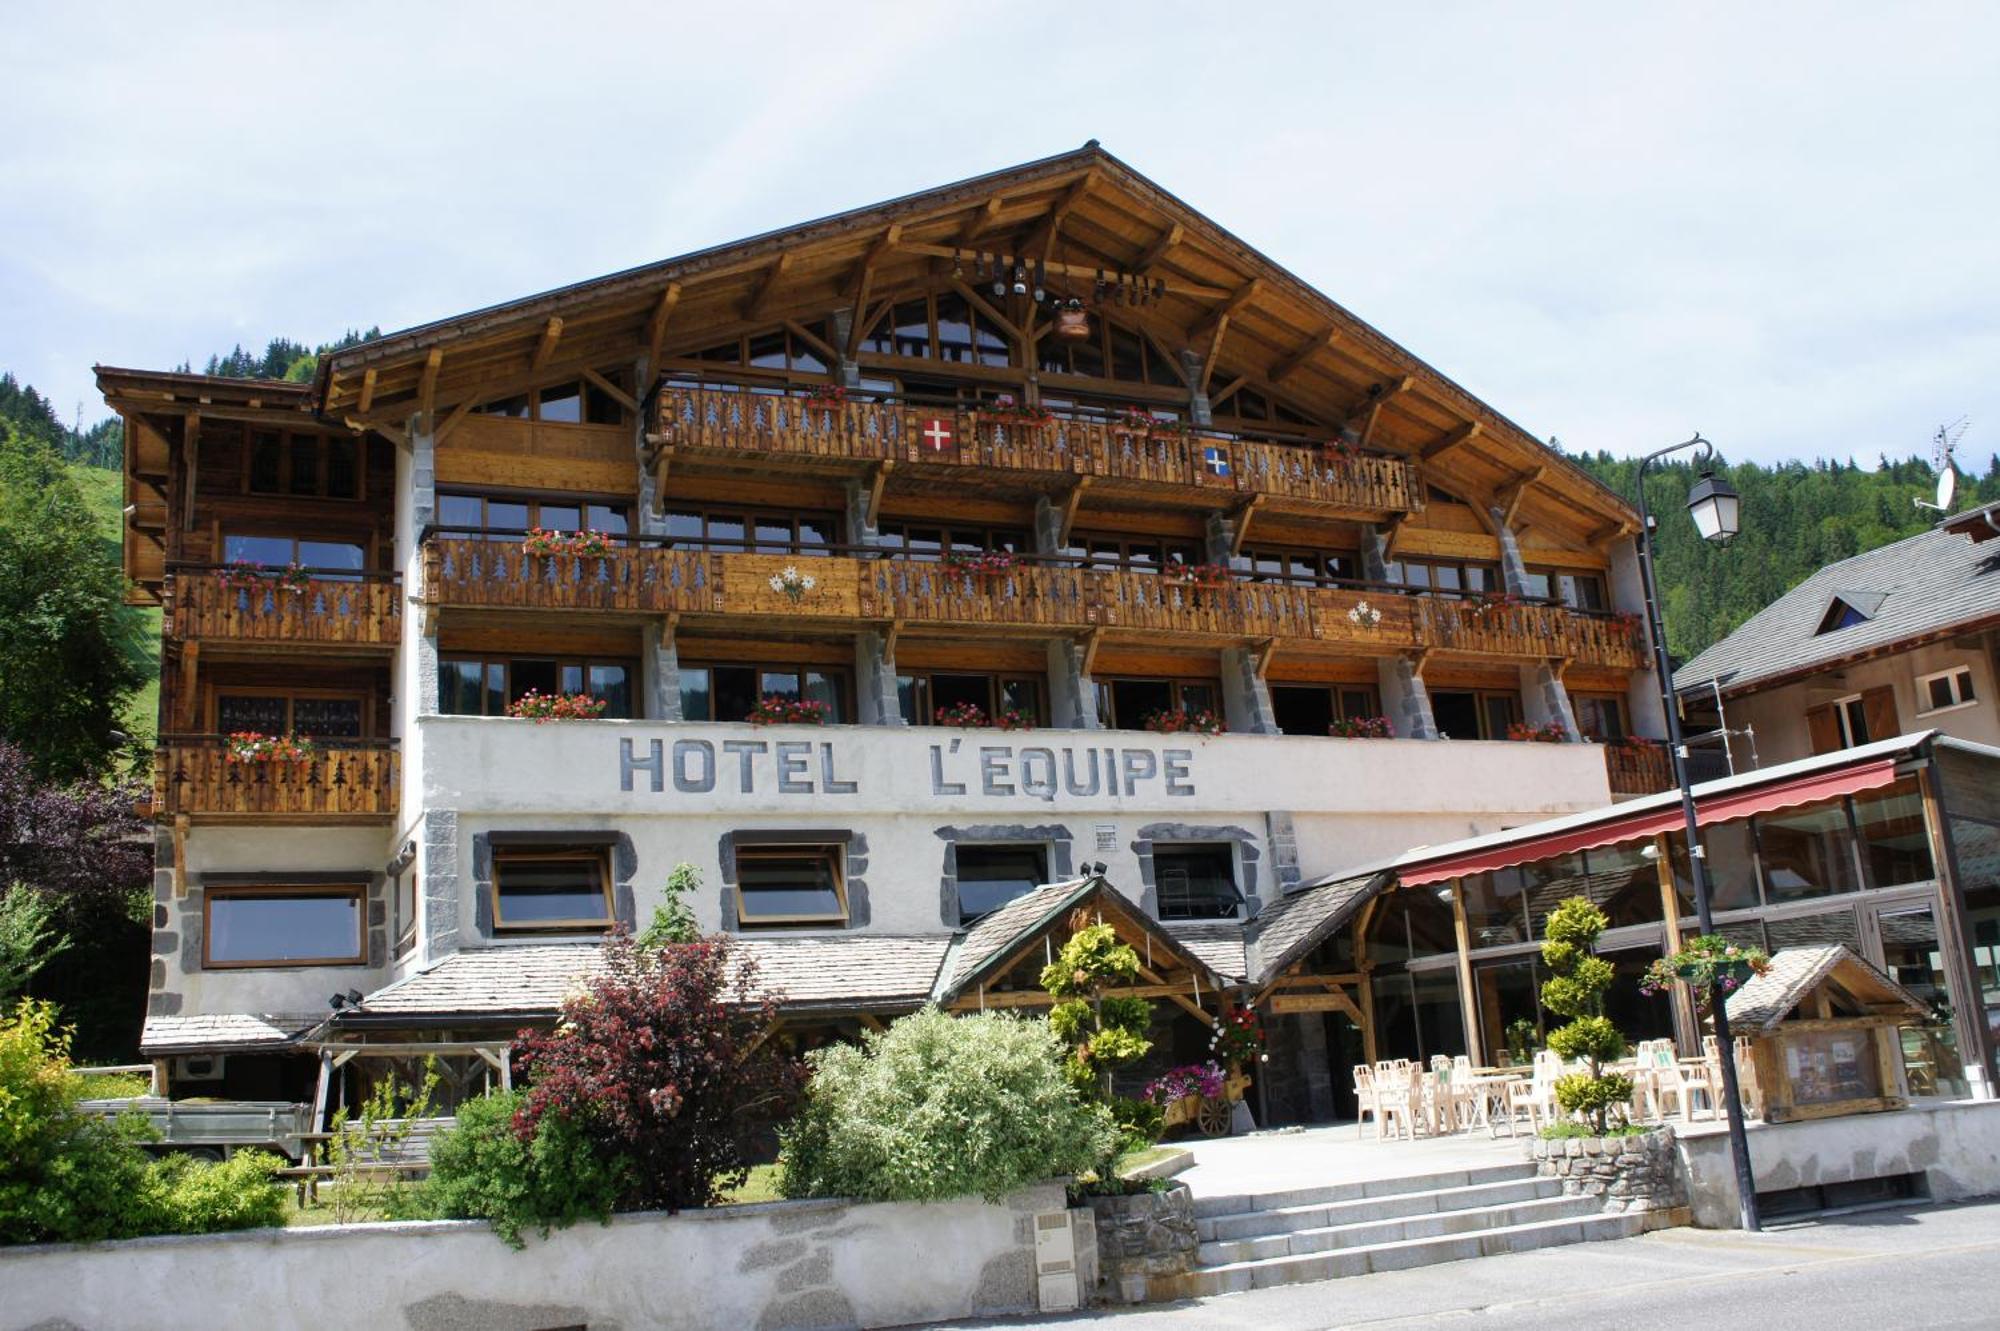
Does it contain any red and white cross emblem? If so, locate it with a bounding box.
[921,418,956,453]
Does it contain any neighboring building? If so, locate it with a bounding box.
[1676,507,2000,773]
[100,144,1677,1120]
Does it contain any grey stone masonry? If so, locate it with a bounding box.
[1180,349,1212,428]
[421,809,461,964]
[1219,647,1278,735]
[1033,493,1065,555]
[1359,523,1439,740]
[1529,1126,1687,1215]
[1046,637,1102,730]
[1264,810,1301,890]
[1522,659,1582,739]
[410,421,436,534]
[643,618,683,721]
[843,478,881,549]
[1492,506,1532,595]
[854,630,904,726]
[1090,1183,1199,1306]
[1202,512,1235,567]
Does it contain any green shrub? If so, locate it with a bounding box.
[635,862,702,950]
[1538,1120,1649,1141]
[1538,899,1633,1133]
[778,1007,1116,1204]
[142,1151,288,1234]
[418,1090,629,1248]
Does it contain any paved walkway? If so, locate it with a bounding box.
[948,1197,2000,1329]
[1174,1122,1529,1199]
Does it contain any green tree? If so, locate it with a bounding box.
[1538,897,1632,1134]
[0,426,145,779]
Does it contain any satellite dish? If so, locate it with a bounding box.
[1936,467,1959,512]
[1916,419,1967,514]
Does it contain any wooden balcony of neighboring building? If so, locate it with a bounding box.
[422,537,1648,671]
[166,567,401,651]
[1605,740,1675,797]
[154,739,400,822]
[648,384,1425,518]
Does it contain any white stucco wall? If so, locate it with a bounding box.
[1719,638,2000,769]
[1676,1100,2000,1227]
[0,1186,1079,1331]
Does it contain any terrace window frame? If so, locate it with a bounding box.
[490,845,616,934]
[243,428,366,502]
[202,882,367,970]
[896,669,1046,727]
[1917,665,1978,717]
[678,662,851,725]
[1152,841,1247,922]
[439,654,639,719]
[1094,676,1223,730]
[663,504,842,555]
[212,687,371,740]
[435,490,633,541]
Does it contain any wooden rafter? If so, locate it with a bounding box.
[745,252,796,321]
[1228,494,1264,555]
[846,226,901,358]
[1408,646,1435,680]
[949,280,1022,343]
[1132,221,1183,273]
[1020,171,1096,262]
[865,460,894,527]
[416,348,443,429]
[1587,516,1636,546]
[1498,464,1547,527]
[1422,420,1482,461]
[433,399,476,446]
[581,367,638,413]
[644,282,683,376]
[530,317,563,372]
[783,319,840,366]
[1189,277,1262,343]
[1079,626,1104,678]
[895,242,1229,300]
[955,194,1006,246]
[1339,374,1413,446]
[1269,327,1339,383]
[1057,475,1092,546]
[355,368,378,415]
[1251,637,1279,679]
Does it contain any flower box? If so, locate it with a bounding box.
[506,690,607,723]
[521,528,614,559]
[748,696,830,726]
[1142,708,1224,736]
[225,732,320,763]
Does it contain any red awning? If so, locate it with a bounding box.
[1399,757,1904,887]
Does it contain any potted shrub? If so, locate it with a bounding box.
[942,550,1019,580]
[1539,898,1632,1135]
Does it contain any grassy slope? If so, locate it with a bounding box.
[66,462,161,743]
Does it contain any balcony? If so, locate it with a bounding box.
[168,567,401,650]
[423,538,1647,669]
[650,384,1424,516]
[155,739,400,821]
[1605,741,1675,797]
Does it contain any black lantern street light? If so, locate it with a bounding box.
[1632,433,1760,1233]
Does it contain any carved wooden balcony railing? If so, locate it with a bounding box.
[167,568,401,649]
[1605,741,1675,797]
[155,740,400,820]
[650,385,1424,515]
[423,538,1648,669]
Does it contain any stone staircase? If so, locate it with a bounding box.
[1183,1160,1646,1295]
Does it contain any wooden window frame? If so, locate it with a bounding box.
[219,530,371,574]
[877,519,1026,559]
[1389,556,1504,597]
[679,662,852,724]
[896,669,1046,727]
[435,490,634,539]
[202,883,367,969]
[664,503,845,554]
[1917,665,1978,717]
[438,655,639,718]
[733,844,849,928]
[1068,531,1205,572]
[242,429,367,503]
[491,847,615,933]
[1430,687,1522,741]
[211,687,372,739]
[1236,543,1362,588]
[1095,676,1223,730]
[1572,692,1629,742]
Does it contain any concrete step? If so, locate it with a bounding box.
[1188,1210,1648,1296]
[1190,1160,1541,1220]
[1198,1192,1601,1265]
[1197,1174,1561,1243]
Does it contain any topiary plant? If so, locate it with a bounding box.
[1538,897,1632,1134]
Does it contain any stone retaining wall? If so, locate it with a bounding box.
[1529,1125,1687,1214]
[1089,1182,1199,1304]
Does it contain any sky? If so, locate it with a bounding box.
[3,2,1996,470]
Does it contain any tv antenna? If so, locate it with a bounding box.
[1915,418,1967,513]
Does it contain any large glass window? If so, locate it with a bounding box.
[246,430,363,500]
[204,887,364,967]
[735,846,847,927]
[1669,818,1762,915]
[1153,844,1242,921]
[1234,545,1359,588]
[216,692,365,739]
[1066,531,1203,573]
[1271,684,1383,738]
[1853,780,1933,889]
[223,533,366,577]
[1430,689,1519,741]
[666,506,838,554]
[1758,801,1860,903]
[438,492,631,541]
[1461,870,1532,949]
[879,521,1025,560]
[472,373,628,425]
[441,656,635,718]
[1875,903,1969,1098]
[492,848,613,931]
[955,845,1048,924]
[679,665,848,724]
[896,671,1043,727]
[1095,678,1219,731]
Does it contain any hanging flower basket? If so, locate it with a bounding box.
[803,385,848,409]
[1641,935,1772,1010]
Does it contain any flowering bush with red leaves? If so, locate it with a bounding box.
[508,934,805,1215]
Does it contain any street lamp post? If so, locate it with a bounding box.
[1632,433,1761,1233]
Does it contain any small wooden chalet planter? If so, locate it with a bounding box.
[1724,944,1929,1125]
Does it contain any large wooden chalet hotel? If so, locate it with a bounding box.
[100,145,2000,1119]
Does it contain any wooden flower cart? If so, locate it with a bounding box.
[1160,1066,1251,1138]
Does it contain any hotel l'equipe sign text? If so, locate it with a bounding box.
[618,735,1198,802]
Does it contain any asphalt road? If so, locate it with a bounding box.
[949,1198,2000,1331]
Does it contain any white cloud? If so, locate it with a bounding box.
[3,1,1995,468]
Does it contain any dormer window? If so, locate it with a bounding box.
[1816,594,1878,634]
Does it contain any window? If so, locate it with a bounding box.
[1430,689,1520,741]
[1817,597,1873,633]
[680,664,848,724]
[1271,684,1381,737]
[1095,678,1220,730]
[1542,569,1607,611]
[473,373,629,425]
[222,534,366,578]
[492,848,613,932]
[681,323,835,376]
[1572,694,1628,743]
[1067,531,1203,573]
[1918,666,1977,715]
[1154,844,1243,921]
[246,430,363,500]
[215,691,366,739]
[204,886,365,968]
[955,845,1048,924]
[665,506,838,554]
[735,845,847,927]
[1807,687,1898,754]
[1385,557,1502,598]
[879,521,1026,560]
[896,671,1043,726]
[441,656,636,718]
[437,492,631,541]
[1235,545,1359,588]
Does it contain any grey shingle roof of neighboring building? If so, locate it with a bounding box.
[1243,872,1388,984]
[140,1012,323,1056]
[1676,521,2000,695]
[936,879,1097,997]
[1725,944,1926,1033]
[736,934,952,1012]
[1165,922,1249,982]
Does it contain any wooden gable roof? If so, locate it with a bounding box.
[318,142,1634,545]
